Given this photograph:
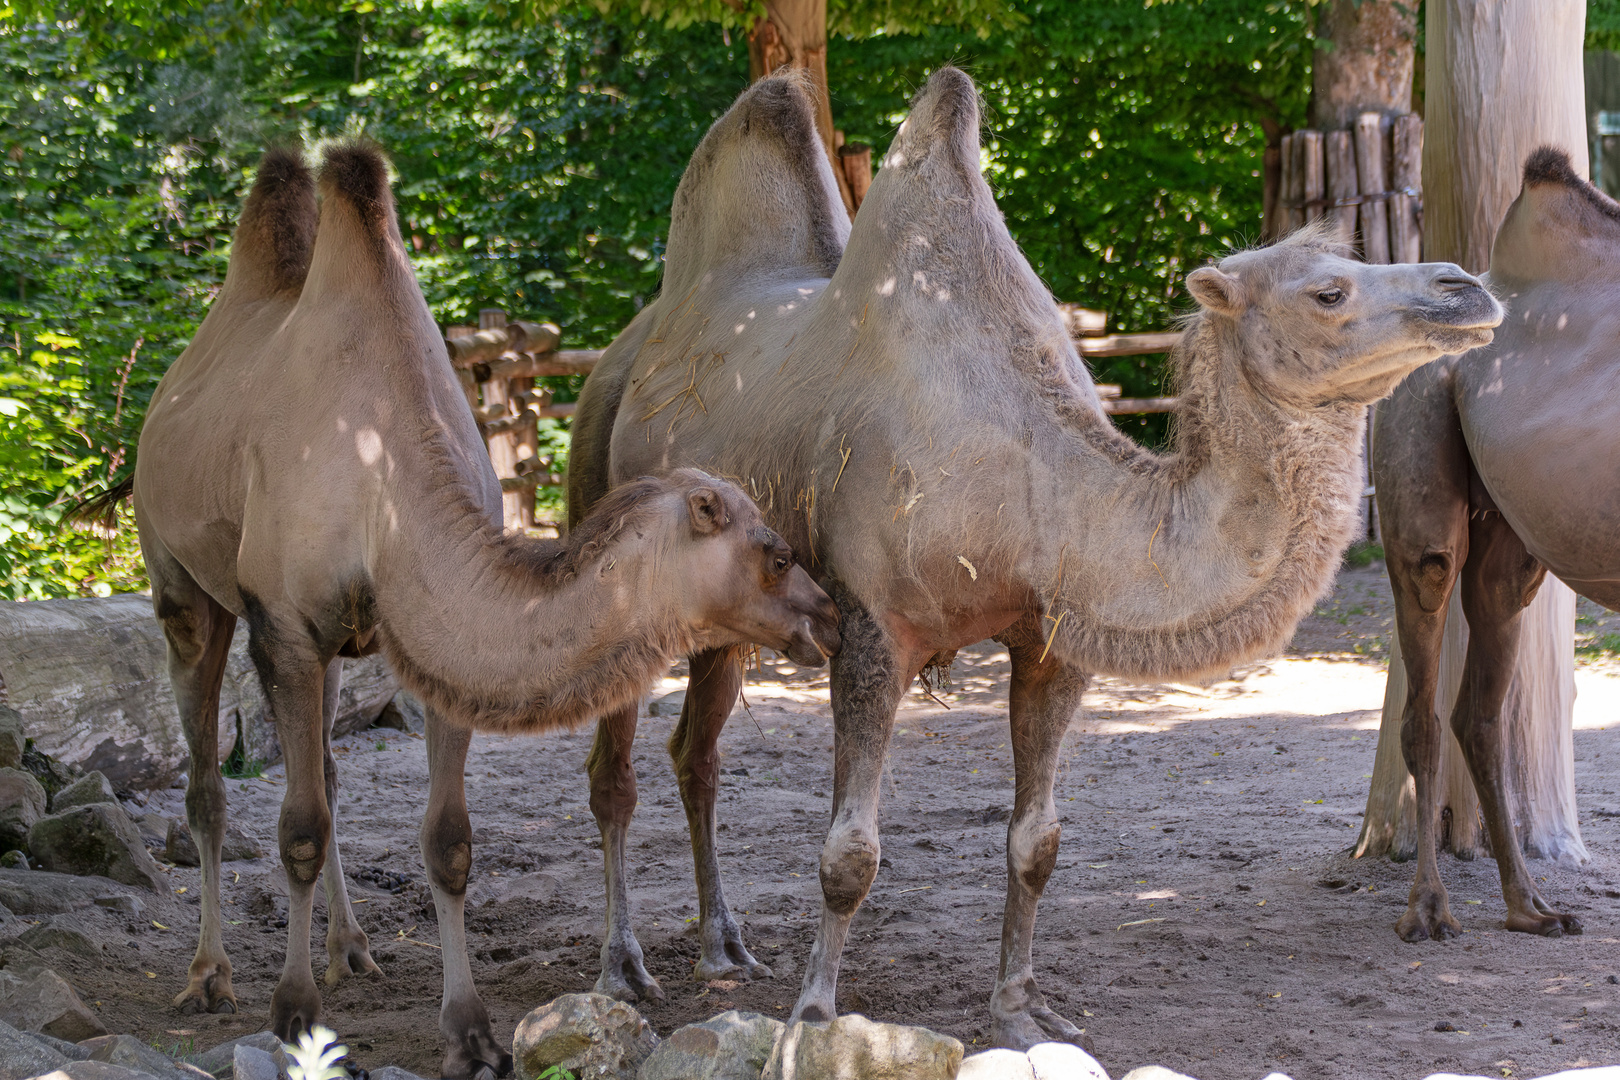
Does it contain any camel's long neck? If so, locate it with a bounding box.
[369,449,687,733]
[1042,318,1364,680]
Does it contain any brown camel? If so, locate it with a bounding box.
[114,141,839,1075]
[566,67,1503,1048]
[1373,146,1620,943]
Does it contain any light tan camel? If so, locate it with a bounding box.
[1373,146,1620,942]
[567,68,1503,1048]
[104,142,839,1076]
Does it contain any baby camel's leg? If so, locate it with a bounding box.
[153,559,239,1015]
[422,706,510,1080]
[1453,507,1582,937]
[672,647,769,982]
[990,632,1090,1051]
[316,657,380,984]
[588,703,663,1001]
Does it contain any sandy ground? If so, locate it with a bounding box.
[23,565,1620,1080]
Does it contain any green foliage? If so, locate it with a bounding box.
[2,0,1317,594]
[1592,0,1620,54]
[221,737,264,779]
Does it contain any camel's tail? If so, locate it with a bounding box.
[63,472,135,535]
[659,71,848,300]
[221,145,316,301]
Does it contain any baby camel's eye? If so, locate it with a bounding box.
[773,554,792,574]
[1316,287,1345,306]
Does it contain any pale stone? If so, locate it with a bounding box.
[0,868,136,915]
[638,1010,783,1080]
[957,1049,1035,1080]
[51,773,117,813]
[231,1045,280,1080]
[1028,1042,1110,1080]
[190,1033,282,1079]
[27,805,165,891]
[0,709,24,772]
[761,1014,961,1080]
[1120,1068,1198,1080]
[0,1017,69,1080]
[32,1064,161,1080]
[0,769,46,853]
[81,1034,192,1080]
[513,993,657,1080]
[163,819,264,866]
[17,916,102,960]
[0,968,107,1041]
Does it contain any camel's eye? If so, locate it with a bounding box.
[1316,287,1345,306]
[773,555,792,574]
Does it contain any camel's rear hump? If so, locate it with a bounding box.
[219,146,315,302]
[660,73,848,299]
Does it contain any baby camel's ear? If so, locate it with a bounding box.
[1185,265,1248,316]
[688,487,729,535]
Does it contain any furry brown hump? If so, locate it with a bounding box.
[239,146,315,294]
[1523,146,1581,188]
[316,139,395,244]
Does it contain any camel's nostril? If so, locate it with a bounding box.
[1434,275,1477,292]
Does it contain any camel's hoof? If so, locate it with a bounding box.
[1396,895,1459,942]
[991,1006,1094,1054]
[442,1034,512,1080]
[790,997,835,1025]
[270,977,321,1043]
[323,934,382,986]
[173,967,237,1016]
[1507,910,1580,937]
[693,951,773,983]
[595,954,664,1004]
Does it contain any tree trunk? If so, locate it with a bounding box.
[1356,0,1590,866]
[748,0,857,216]
[1310,0,1417,131]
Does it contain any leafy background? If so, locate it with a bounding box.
[3,0,1608,598]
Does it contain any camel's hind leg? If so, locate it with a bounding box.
[672,647,770,982]
[421,706,510,1080]
[1453,502,1582,938]
[989,630,1091,1052]
[150,552,239,1015]
[316,658,380,984]
[1375,368,1470,943]
[587,703,664,1002]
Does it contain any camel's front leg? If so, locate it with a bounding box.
[316,658,380,984]
[587,703,664,1002]
[422,706,510,1080]
[1454,507,1582,937]
[152,555,240,1016]
[672,647,769,982]
[990,635,1091,1052]
[791,596,908,1024]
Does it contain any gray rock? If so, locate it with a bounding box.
[190,1033,282,1079]
[957,1050,1035,1080]
[39,1062,166,1080]
[81,1034,190,1080]
[1027,1043,1109,1080]
[0,853,25,871]
[371,691,425,736]
[0,769,47,853]
[51,774,117,814]
[27,805,165,891]
[638,1010,782,1080]
[513,993,658,1080]
[128,813,167,850]
[17,917,102,960]
[0,1016,69,1080]
[1119,1069,1197,1080]
[761,1015,961,1080]
[163,819,264,867]
[367,1068,429,1080]
[0,869,138,915]
[232,1045,280,1080]
[646,692,685,717]
[0,709,24,772]
[25,1031,91,1062]
[0,967,107,1041]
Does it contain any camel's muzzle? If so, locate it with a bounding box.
[785,591,842,667]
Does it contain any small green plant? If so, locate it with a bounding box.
[1342,541,1384,569]
[284,1025,348,1080]
[536,1068,577,1080]
[1576,632,1620,658]
[375,739,388,751]
[221,739,264,780]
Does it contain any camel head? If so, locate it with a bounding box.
[626,469,841,667]
[1183,225,1504,408]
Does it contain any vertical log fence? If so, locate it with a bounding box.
[1264,110,1427,544]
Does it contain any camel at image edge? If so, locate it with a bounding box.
[111,141,839,1078]
[1367,146,1620,944]
[567,66,1503,1049]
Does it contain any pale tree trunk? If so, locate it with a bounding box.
[747,0,859,216]
[1356,0,1590,866]
[1310,0,1417,130]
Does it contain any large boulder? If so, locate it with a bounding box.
[1027,1043,1109,1080]
[638,1010,782,1080]
[189,1032,284,1079]
[958,1050,1036,1080]
[17,916,103,960]
[50,773,117,813]
[512,993,657,1080]
[0,709,24,771]
[0,596,398,790]
[163,819,264,867]
[32,1063,164,1080]
[27,805,166,891]
[761,1015,961,1080]
[0,868,140,916]
[0,967,107,1041]
[0,770,46,853]
[80,1034,193,1080]
[1120,1069,1198,1080]
[0,1017,69,1080]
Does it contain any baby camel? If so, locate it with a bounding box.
[106,142,838,1076]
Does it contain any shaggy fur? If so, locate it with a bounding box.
[568,65,1502,1041]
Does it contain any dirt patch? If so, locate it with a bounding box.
[37,567,1620,1079]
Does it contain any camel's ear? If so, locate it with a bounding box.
[1185,266,1248,316]
[687,487,729,535]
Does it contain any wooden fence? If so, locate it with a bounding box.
[448,305,1184,529]
[1265,112,1424,264]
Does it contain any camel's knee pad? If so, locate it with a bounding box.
[820,828,879,915]
[279,830,328,886]
[1008,814,1061,893]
